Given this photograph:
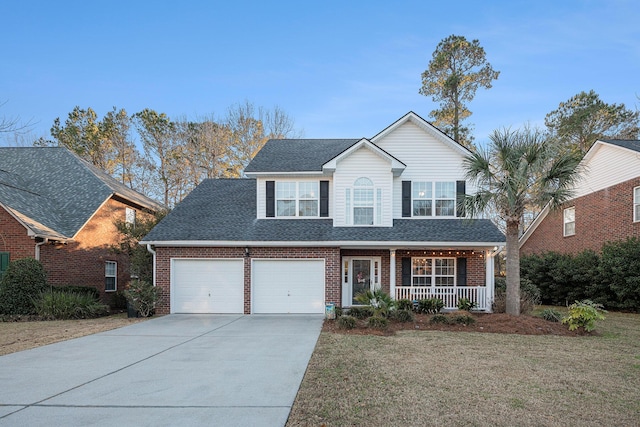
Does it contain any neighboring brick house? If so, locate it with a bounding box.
[142,112,505,315]
[520,139,640,256]
[0,147,164,300]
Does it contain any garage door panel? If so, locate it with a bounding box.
[173,259,244,314]
[253,260,325,314]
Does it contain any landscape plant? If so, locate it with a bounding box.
[540,308,563,323]
[337,315,356,330]
[562,300,607,332]
[417,297,444,314]
[457,297,477,311]
[354,289,395,318]
[124,280,161,317]
[0,258,47,315]
[34,290,109,320]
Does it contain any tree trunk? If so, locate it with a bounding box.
[505,221,521,316]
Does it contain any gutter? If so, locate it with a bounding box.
[34,238,49,261]
[146,244,157,287]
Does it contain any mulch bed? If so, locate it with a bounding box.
[323,312,591,336]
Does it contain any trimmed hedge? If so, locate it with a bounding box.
[0,258,47,315]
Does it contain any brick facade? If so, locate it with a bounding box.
[1,198,153,302]
[154,246,488,314]
[521,177,640,256]
[394,249,486,287]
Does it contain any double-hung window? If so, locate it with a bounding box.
[353,178,374,225]
[276,182,319,217]
[412,258,455,286]
[634,186,640,222]
[563,207,575,236]
[412,182,456,217]
[105,261,117,292]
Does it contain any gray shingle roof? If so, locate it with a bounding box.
[244,139,358,173]
[0,147,163,239]
[142,179,505,245]
[601,139,640,153]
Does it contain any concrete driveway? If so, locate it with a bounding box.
[0,314,323,427]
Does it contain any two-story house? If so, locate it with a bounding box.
[520,139,640,256]
[141,112,505,314]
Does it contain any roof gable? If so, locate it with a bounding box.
[322,138,406,176]
[0,147,162,239]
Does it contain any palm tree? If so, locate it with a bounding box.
[463,128,581,315]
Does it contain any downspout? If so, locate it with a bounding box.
[146,244,156,287]
[35,238,49,261]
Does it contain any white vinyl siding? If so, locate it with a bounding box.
[333,147,393,226]
[276,181,319,217]
[372,121,471,219]
[256,176,331,219]
[564,207,575,236]
[573,143,640,198]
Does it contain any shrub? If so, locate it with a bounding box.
[493,277,540,314]
[562,300,607,332]
[334,306,344,317]
[124,280,161,317]
[457,297,477,311]
[337,315,357,329]
[57,285,101,300]
[540,308,563,323]
[367,316,389,330]
[417,298,444,314]
[391,308,415,323]
[395,299,415,311]
[430,314,449,324]
[109,290,128,310]
[34,291,109,319]
[347,306,374,319]
[354,289,394,317]
[452,314,476,325]
[598,237,640,310]
[0,258,47,315]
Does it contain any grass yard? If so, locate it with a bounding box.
[287,310,640,426]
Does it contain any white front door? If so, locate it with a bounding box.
[342,257,381,306]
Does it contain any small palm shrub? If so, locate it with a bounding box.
[562,300,606,332]
[391,308,415,323]
[540,308,563,322]
[34,291,109,319]
[348,306,374,319]
[124,280,161,317]
[56,285,100,300]
[0,258,47,315]
[367,316,389,330]
[457,297,477,311]
[354,289,394,318]
[430,314,449,324]
[417,298,444,314]
[395,299,415,311]
[337,315,357,329]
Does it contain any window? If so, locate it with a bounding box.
[125,208,136,226]
[411,258,456,286]
[0,252,9,280]
[276,182,319,217]
[412,182,456,217]
[105,261,117,292]
[635,187,640,222]
[564,207,575,236]
[353,178,374,225]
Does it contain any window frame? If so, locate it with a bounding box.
[346,177,380,226]
[634,186,640,223]
[105,261,117,292]
[412,181,456,217]
[125,207,136,226]
[563,207,576,237]
[411,257,456,287]
[275,181,319,218]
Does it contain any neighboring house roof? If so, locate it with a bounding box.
[519,138,640,247]
[244,139,358,173]
[142,179,505,247]
[0,147,163,240]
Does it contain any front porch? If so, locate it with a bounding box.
[395,286,489,311]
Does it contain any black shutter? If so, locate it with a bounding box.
[401,257,412,286]
[402,181,411,217]
[266,181,275,217]
[457,257,467,286]
[456,180,466,217]
[320,181,329,217]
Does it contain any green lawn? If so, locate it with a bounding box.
[287,310,640,426]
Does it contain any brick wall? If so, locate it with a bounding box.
[521,177,640,256]
[340,249,391,294]
[394,249,486,287]
[0,206,35,259]
[154,246,342,314]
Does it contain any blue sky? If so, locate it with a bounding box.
[1,0,638,146]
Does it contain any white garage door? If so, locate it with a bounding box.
[172,259,244,314]
[252,259,325,314]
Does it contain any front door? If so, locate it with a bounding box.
[342,257,381,306]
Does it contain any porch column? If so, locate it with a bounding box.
[389,249,396,299]
[485,249,495,312]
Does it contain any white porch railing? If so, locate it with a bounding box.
[395,286,489,311]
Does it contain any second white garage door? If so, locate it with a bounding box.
[252,259,325,314]
[172,259,244,314]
